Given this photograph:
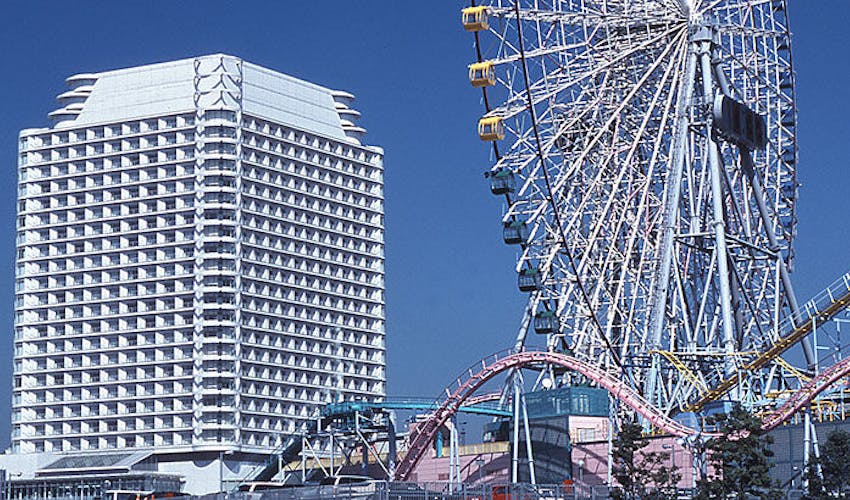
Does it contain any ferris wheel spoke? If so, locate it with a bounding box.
[560,43,683,267]
[487,6,679,25]
[543,47,684,362]
[714,24,789,38]
[486,40,590,67]
[485,23,685,121]
[537,32,687,222]
[698,0,776,16]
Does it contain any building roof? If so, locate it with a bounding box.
[38,53,367,144]
[36,450,154,477]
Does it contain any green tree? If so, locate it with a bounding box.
[695,406,781,500]
[804,429,850,499]
[612,420,681,500]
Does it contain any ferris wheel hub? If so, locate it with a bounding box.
[677,0,697,20]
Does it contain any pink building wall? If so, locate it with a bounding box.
[411,435,698,489]
[572,436,697,488]
[409,444,511,484]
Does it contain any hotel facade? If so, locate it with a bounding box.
[8,54,385,493]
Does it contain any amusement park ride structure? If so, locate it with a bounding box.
[240,1,850,489]
[405,0,850,485]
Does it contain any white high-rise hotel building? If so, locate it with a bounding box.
[13,55,385,458]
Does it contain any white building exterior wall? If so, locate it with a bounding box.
[12,54,385,459]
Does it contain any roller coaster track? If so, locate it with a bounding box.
[762,355,850,429]
[689,270,850,411]
[393,349,696,482]
[393,344,850,481]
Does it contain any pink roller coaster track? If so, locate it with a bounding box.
[393,350,850,481]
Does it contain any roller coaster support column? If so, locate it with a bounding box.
[354,412,392,479]
[448,416,459,492]
[329,433,335,476]
[301,434,306,483]
[507,375,537,484]
[805,318,824,485]
[453,418,461,487]
[520,390,537,485]
[804,410,812,489]
[607,397,616,486]
[511,382,521,482]
[387,412,397,480]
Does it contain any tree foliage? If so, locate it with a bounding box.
[612,420,681,500]
[804,429,850,499]
[695,406,781,500]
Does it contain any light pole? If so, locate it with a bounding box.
[475,458,485,484]
[219,450,234,492]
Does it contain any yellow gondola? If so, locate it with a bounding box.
[468,61,495,87]
[478,116,504,141]
[461,6,489,32]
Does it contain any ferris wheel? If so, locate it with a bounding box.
[464,0,806,412]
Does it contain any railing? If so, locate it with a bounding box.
[322,397,511,418]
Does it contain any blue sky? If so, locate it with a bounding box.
[0,2,847,448]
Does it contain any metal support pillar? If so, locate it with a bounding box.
[513,298,534,351]
[699,37,738,371]
[520,391,537,485]
[807,317,823,481]
[803,410,812,489]
[449,416,460,492]
[739,151,816,367]
[607,397,615,486]
[387,411,398,480]
[329,433,335,477]
[741,147,820,476]
[301,434,307,483]
[645,37,699,403]
[511,383,521,482]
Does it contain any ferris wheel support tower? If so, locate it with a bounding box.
[645,24,815,406]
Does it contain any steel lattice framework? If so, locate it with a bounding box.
[466,0,804,413]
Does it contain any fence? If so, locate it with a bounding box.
[198,482,611,500]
